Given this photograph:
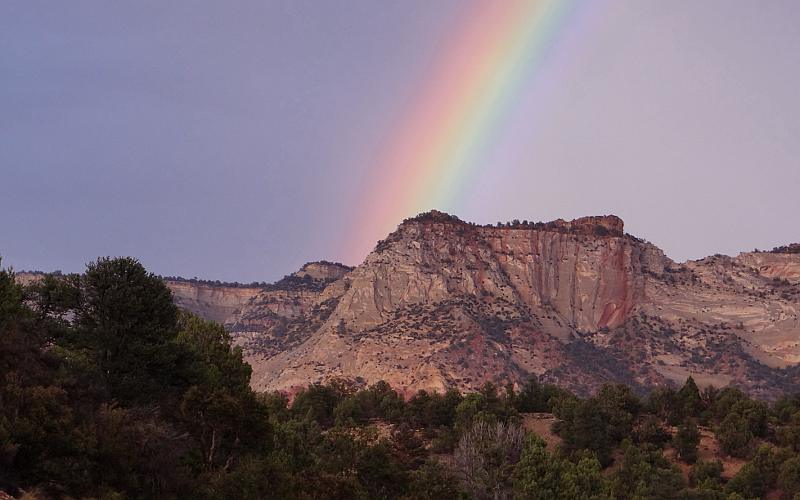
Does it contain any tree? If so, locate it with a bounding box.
[725,445,783,498]
[453,383,517,434]
[334,380,405,426]
[166,311,270,476]
[676,377,704,420]
[0,264,95,495]
[608,441,686,499]
[75,257,181,404]
[453,421,525,500]
[514,378,573,413]
[689,460,723,488]
[175,311,251,392]
[554,389,635,466]
[647,387,678,423]
[635,415,671,447]
[513,436,607,499]
[291,383,341,428]
[777,411,800,452]
[717,413,754,458]
[404,459,466,500]
[674,419,701,463]
[777,456,800,499]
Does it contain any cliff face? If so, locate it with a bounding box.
[238,213,800,399]
[328,212,664,335]
[166,261,352,330]
[166,281,262,324]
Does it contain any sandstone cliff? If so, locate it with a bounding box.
[165,280,262,324]
[216,211,800,400]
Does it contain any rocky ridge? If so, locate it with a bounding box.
[212,211,799,399]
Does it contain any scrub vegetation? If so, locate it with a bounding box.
[1,258,799,499]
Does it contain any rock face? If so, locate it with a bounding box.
[166,281,262,324]
[185,211,796,400]
[166,261,352,330]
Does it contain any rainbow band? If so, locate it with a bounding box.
[345,0,582,262]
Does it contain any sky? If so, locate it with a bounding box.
[2,1,799,282]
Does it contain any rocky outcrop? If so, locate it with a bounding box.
[198,212,789,400]
[324,212,662,334]
[166,281,262,324]
[166,261,352,330]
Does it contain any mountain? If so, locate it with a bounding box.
[22,212,800,399]
[205,211,799,399]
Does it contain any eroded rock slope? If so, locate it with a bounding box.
[185,211,798,399]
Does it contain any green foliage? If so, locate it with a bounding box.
[5,257,800,499]
[707,388,767,439]
[725,444,783,498]
[777,456,800,498]
[677,377,705,421]
[404,459,467,499]
[291,383,343,427]
[689,460,723,487]
[513,436,608,499]
[647,387,678,423]
[777,411,800,452]
[514,378,574,413]
[75,257,182,404]
[455,382,519,430]
[773,394,800,423]
[175,311,251,391]
[334,380,405,426]
[608,441,686,499]
[675,419,701,463]
[717,412,754,458]
[405,388,463,429]
[554,384,640,466]
[0,259,269,498]
[635,415,671,447]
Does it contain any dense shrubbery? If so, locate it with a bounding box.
[2,258,800,498]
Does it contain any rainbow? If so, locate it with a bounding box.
[344,0,584,263]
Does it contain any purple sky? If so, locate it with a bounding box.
[2,1,799,282]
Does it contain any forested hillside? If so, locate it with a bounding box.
[1,259,799,499]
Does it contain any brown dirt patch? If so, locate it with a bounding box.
[521,413,562,450]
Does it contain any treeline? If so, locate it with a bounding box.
[750,244,800,255]
[770,244,800,254]
[1,259,800,499]
[160,275,269,288]
[404,211,623,236]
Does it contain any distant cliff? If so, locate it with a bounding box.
[240,212,799,399]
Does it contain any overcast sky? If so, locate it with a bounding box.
[2,1,799,282]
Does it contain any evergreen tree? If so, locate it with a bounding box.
[674,419,701,463]
[677,377,704,420]
[75,257,181,404]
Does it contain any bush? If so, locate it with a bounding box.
[689,460,723,487]
[778,456,800,498]
[453,421,525,499]
[717,413,754,458]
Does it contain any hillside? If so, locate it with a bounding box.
[168,211,797,399]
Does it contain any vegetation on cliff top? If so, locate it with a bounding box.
[161,261,352,291]
[2,259,800,499]
[770,243,800,254]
